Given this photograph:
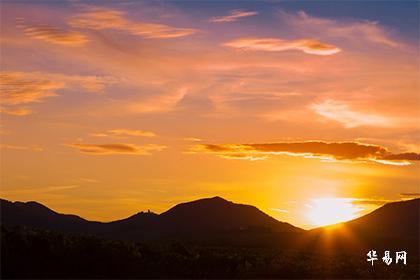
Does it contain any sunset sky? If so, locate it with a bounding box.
[1,0,419,229]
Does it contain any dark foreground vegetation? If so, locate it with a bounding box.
[1,225,418,279]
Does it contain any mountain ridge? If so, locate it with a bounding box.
[0,196,303,239]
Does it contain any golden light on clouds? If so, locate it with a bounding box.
[0,1,418,228]
[191,142,420,165]
[224,38,341,55]
[90,129,156,138]
[68,7,197,39]
[312,100,394,128]
[22,25,89,46]
[65,143,166,155]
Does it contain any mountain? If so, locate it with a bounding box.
[2,196,418,248]
[0,199,102,233]
[0,196,302,240]
[302,198,420,254]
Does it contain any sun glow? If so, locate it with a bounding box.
[307,198,362,227]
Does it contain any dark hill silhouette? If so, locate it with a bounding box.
[326,198,418,236]
[1,197,419,279]
[1,197,419,248]
[0,196,302,240]
[0,199,102,233]
[301,198,420,255]
[159,196,302,232]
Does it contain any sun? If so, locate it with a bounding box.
[307,197,362,227]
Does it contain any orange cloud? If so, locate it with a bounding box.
[0,72,62,105]
[66,143,166,155]
[209,10,258,23]
[382,153,420,161]
[0,107,32,116]
[21,25,89,46]
[191,141,420,165]
[90,129,156,138]
[68,7,196,39]
[0,144,43,152]
[223,38,341,55]
[0,71,115,115]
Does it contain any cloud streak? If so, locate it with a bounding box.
[312,100,394,128]
[279,10,400,48]
[191,141,420,165]
[90,129,156,138]
[223,38,341,55]
[0,144,43,152]
[209,10,258,23]
[22,25,89,46]
[66,143,166,155]
[68,7,196,39]
[0,71,115,115]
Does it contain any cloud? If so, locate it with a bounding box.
[0,107,32,116]
[0,144,43,152]
[312,100,395,128]
[400,193,420,198]
[68,7,196,39]
[1,185,78,195]
[223,37,341,55]
[90,129,156,138]
[209,10,258,23]
[127,86,188,113]
[279,10,400,48]
[382,153,420,161]
[21,24,89,46]
[0,71,115,115]
[0,72,62,105]
[191,141,420,165]
[66,143,166,155]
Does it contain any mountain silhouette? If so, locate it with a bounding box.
[0,199,101,232]
[0,196,302,240]
[2,197,419,279]
[1,197,419,248]
[302,198,420,254]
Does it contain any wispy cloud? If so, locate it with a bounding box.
[191,141,420,165]
[90,129,156,138]
[66,143,166,155]
[223,38,341,55]
[68,7,196,39]
[1,185,78,195]
[21,25,89,46]
[209,10,258,23]
[0,71,115,115]
[312,100,394,128]
[279,10,400,48]
[127,87,188,113]
[0,144,43,152]
[0,72,62,105]
[0,107,32,116]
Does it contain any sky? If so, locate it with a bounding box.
[0,0,419,229]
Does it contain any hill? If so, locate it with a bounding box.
[0,199,102,233]
[301,198,420,255]
[0,196,302,240]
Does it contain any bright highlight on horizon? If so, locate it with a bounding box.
[307,198,363,227]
